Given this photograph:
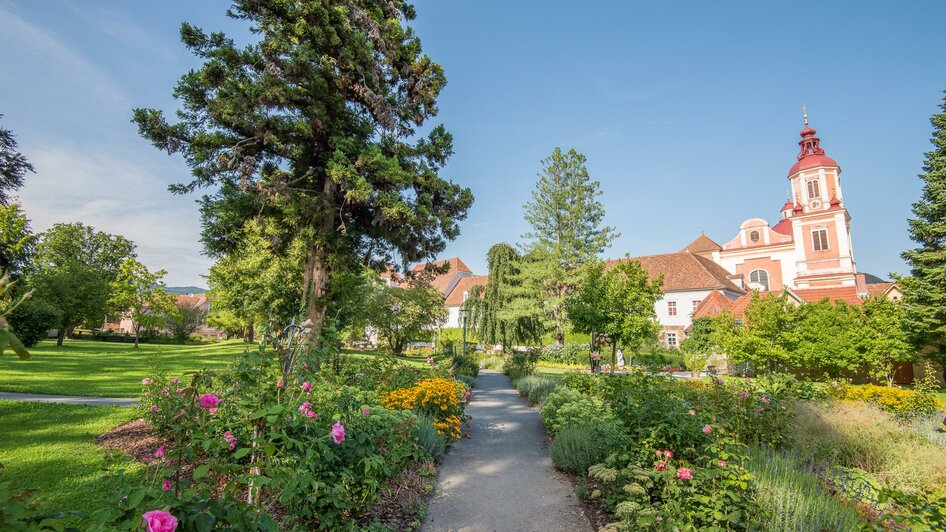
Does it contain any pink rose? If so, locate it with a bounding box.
[171,378,179,384]
[199,394,220,409]
[426,357,435,365]
[143,392,151,397]
[719,460,728,468]
[688,409,695,415]
[703,424,713,435]
[277,379,284,388]
[331,421,346,444]
[363,408,370,415]
[162,479,171,491]
[465,391,471,398]
[307,410,317,419]
[142,378,153,385]
[758,406,764,412]
[301,381,312,393]
[664,450,673,459]
[761,396,771,404]
[676,467,693,480]
[150,405,159,412]
[154,446,165,459]
[142,509,178,532]
[175,387,183,394]
[655,460,668,471]
[739,391,750,398]
[209,408,218,415]
[224,431,237,450]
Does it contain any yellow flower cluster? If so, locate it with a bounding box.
[381,378,466,438]
[832,383,944,416]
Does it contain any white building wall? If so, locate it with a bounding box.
[444,306,462,329]
[655,289,719,329]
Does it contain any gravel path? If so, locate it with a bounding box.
[0,392,134,407]
[422,371,590,532]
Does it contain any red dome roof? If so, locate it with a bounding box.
[781,199,794,211]
[789,154,839,176]
[788,120,839,176]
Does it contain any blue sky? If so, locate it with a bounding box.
[1,1,945,286]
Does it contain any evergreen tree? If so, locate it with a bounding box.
[0,115,33,205]
[899,89,946,380]
[133,1,473,345]
[468,243,540,351]
[0,202,36,279]
[521,147,618,343]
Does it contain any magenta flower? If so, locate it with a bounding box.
[332,421,346,444]
[761,396,771,404]
[426,357,435,365]
[150,405,159,412]
[209,408,218,415]
[162,479,171,491]
[277,379,284,388]
[224,431,237,450]
[703,424,713,435]
[171,378,179,384]
[757,406,764,412]
[464,391,471,398]
[739,391,750,398]
[199,394,220,409]
[307,410,317,419]
[142,509,178,532]
[676,467,693,480]
[363,407,370,415]
[663,449,673,458]
[655,460,668,471]
[154,446,166,459]
[301,381,312,393]
[142,378,153,385]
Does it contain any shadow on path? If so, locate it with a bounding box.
[422,371,590,532]
[0,392,134,407]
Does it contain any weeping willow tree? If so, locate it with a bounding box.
[467,243,541,351]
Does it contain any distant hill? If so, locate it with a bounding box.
[165,286,208,295]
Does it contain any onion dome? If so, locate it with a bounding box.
[792,201,804,214]
[829,195,841,207]
[788,112,839,176]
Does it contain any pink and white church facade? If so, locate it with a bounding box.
[699,113,858,293]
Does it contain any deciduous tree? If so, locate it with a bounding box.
[0,115,33,205]
[133,1,472,348]
[898,88,946,381]
[110,258,176,348]
[29,223,135,346]
[0,202,36,280]
[363,280,446,355]
[468,243,540,351]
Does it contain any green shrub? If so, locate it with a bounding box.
[550,424,612,475]
[451,350,479,379]
[478,354,505,371]
[8,299,61,347]
[515,375,557,404]
[414,413,449,460]
[503,349,539,380]
[745,446,864,531]
[540,388,621,435]
[539,344,589,365]
[455,373,475,390]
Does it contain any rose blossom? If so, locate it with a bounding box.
[142,378,153,385]
[150,405,159,412]
[719,460,728,468]
[426,357,435,365]
[142,509,178,532]
[703,424,713,435]
[277,379,284,388]
[739,391,750,398]
[655,460,668,471]
[761,396,771,404]
[171,378,179,384]
[199,394,220,409]
[154,446,166,459]
[363,408,370,415]
[758,406,764,412]
[676,467,693,480]
[688,409,695,415]
[162,479,171,491]
[332,421,346,444]
[223,431,237,450]
[209,408,218,415]
[301,381,312,393]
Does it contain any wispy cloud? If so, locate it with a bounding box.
[62,4,177,63]
[18,141,211,286]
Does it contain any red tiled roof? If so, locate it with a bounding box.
[607,252,744,293]
[444,275,488,306]
[771,218,793,236]
[792,286,862,305]
[408,257,472,295]
[692,290,736,320]
[681,234,722,254]
[867,282,895,296]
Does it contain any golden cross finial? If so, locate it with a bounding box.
[803,104,809,126]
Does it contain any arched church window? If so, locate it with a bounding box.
[749,269,769,291]
[749,230,760,243]
[806,179,821,199]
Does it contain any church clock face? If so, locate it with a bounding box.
[810,199,822,210]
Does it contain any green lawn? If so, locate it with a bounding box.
[0,339,246,397]
[0,401,144,516]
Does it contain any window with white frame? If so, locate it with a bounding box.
[812,227,829,251]
[692,300,701,311]
[667,301,677,316]
[749,269,770,291]
[665,332,678,347]
[807,179,821,199]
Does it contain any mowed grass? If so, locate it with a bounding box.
[0,401,144,515]
[0,339,247,397]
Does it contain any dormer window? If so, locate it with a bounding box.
[806,179,821,199]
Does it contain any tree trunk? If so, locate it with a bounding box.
[134,323,141,348]
[303,177,338,355]
[56,327,65,347]
[243,323,254,343]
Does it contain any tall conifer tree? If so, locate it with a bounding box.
[899,89,946,380]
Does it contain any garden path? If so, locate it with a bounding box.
[0,392,134,407]
[422,370,590,532]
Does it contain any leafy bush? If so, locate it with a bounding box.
[550,424,612,475]
[540,388,622,436]
[478,354,505,371]
[451,349,479,379]
[455,373,476,390]
[414,413,449,460]
[539,344,589,365]
[515,375,556,404]
[745,446,864,531]
[788,401,946,494]
[8,299,60,347]
[503,349,539,380]
[829,382,944,420]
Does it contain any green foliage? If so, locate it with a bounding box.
[0,115,33,205]
[502,349,539,380]
[109,258,176,347]
[166,298,207,344]
[745,446,864,531]
[514,375,557,404]
[29,222,135,344]
[0,202,35,279]
[468,243,541,350]
[413,413,449,461]
[898,88,946,381]
[134,0,473,339]
[538,343,589,365]
[450,348,478,380]
[8,299,60,347]
[363,280,446,355]
[550,425,613,475]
